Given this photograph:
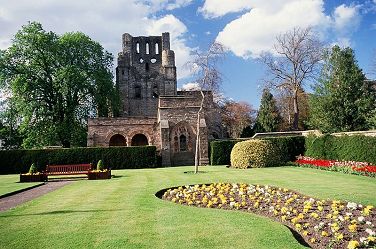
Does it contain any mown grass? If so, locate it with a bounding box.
[0,166,375,249]
[0,174,43,196]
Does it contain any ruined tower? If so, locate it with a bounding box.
[116,32,177,117]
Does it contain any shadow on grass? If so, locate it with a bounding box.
[0,209,123,217]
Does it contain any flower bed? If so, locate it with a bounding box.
[295,156,376,177]
[19,173,47,182]
[161,183,375,249]
[88,170,111,180]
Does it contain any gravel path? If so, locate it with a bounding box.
[0,181,72,212]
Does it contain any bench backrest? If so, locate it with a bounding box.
[46,164,92,173]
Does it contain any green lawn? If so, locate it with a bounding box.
[0,174,43,196]
[0,166,375,249]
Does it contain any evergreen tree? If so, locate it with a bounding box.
[254,89,282,132]
[309,46,376,132]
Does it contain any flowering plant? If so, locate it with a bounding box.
[295,156,376,177]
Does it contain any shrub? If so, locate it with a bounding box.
[0,146,158,174]
[28,163,38,174]
[262,136,305,163]
[210,140,240,165]
[97,160,105,171]
[230,139,280,168]
[305,135,376,164]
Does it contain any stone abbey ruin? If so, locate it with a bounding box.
[87,32,223,166]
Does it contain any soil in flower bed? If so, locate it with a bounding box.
[160,183,375,249]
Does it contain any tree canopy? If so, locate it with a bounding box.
[254,89,281,133]
[0,22,117,148]
[309,45,376,132]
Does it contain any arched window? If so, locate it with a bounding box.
[145,62,149,71]
[131,134,148,146]
[135,85,141,99]
[179,134,187,151]
[146,43,149,54]
[155,43,159,54]
[109,134,127,147]
[136,42,140,54]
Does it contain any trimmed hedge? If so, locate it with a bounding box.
[262,136,306,163]
[305,135,376,164]
[230,139,280,168]
[210,140,240,165]
[210,136,305,166]
[0,146,158,174]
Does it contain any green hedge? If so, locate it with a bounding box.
[210,136,305,166]
[262,136,306,163]
[0,146,158,174]
[305,135,376,164]
[210,140,240,165]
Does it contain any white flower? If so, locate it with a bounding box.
[366,221,372,226]
[360,237,367,243]
[358,204,363,208]
[230,202,235,208]
[347,202,357,210]
[346,212,353,216]
[338,216,344,222]
[365,228,375,236]
[358,216,365,222]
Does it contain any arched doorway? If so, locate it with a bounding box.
[131,134,148,146]
[109,134,127,146]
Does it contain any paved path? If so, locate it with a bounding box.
[0,181,72,212]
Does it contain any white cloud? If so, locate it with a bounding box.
[215,0,329,58]
[146,15,194,79]
[179,82,200,91]
[333,4,361,32]
[0,0,194,79]
[144,0,193,11]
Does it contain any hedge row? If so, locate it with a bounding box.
[305,135,376,164]
[0,146,158,174]
[210,140,240,165]
[210,136,305,166]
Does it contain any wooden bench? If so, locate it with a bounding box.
[44,164,92,178]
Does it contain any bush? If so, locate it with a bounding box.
[262,136,305,163]
[230,139,280,168]
[0,146,158,174]
[97,160,105,170]
[305,135,376,164]
[210,140,240,165]
[28,163,38,174]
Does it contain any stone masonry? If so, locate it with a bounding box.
[87,32,223,166]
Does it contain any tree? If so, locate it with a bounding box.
[188,42,225,173]
[261,27,323,130]
[309,45,376,132]
[275,87,310,131]
[221,100,255,138]
[0,22,116,148]
[254,88,281,132]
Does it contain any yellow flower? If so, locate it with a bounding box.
[281,215,287,221]
[348,224,357,233]
[321,231,329,237]
[318,206,323,212]
[303,230,309,236]
[295,224,302,230]
[368,236,375,242]
[310,213,319,219]
[347,240,359,249]
[310,238,316,243]
[335,233,343,241]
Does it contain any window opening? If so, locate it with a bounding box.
[150,58,157,63]
[146,43,149,54]
[179,135,187,151]
[145,63,149,71]
[136,42,140,54]
[155,43,159,54]
[135,85,141,99]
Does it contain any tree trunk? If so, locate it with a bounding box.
[194,91,205,174]
[292,89,299,130]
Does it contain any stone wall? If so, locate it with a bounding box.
[87,117,159,147]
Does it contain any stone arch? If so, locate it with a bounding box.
[127,130,152,146]
[109,134,127,147]
[105,131,127,147]
[170,121,195,153]
[131,134,148,146]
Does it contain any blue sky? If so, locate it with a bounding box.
[1,0,375,108]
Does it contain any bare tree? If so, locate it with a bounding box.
[261,27,323,130]
[188,42,225,173]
